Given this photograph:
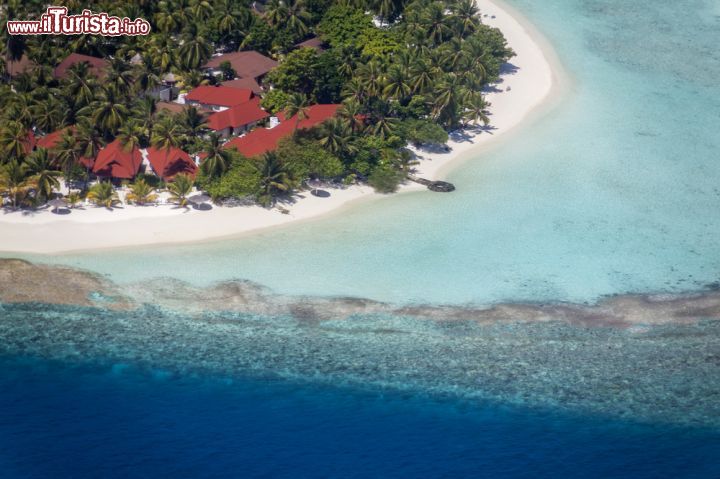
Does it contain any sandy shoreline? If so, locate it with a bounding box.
[0,0,563,255]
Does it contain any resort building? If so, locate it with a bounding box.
[221,78,263,96]
[295,37,327,52]
[157,101,187,115]
[53,53,110,80]
[93,139,142,179]
[185,86,255,111]
[36,126,95,169]
[146,146,198,181]
[224,104,340,157]
[36,128,68,150]
[202,51,277,82]
[206,97,270,138]
[5,54,35,78]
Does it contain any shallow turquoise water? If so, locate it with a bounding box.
[26,0,720,305]
[2,2,720,473]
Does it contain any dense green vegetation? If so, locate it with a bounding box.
[0,0,513,208]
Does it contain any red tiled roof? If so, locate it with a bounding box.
[93,139,142,179]
[224,104,340,157]
[146,146,197,180]
[206,97,269,131]
[203,51,277,80]
[36,126,94,168]
[53,53,110,80]
[37,126,73,150]
[185,86,254,108]
[221,78,263,95]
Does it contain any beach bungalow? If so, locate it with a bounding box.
[146,146,198,181]
[224,104,340,157]
[202,51,277,82]
[53,53,110,80]
[206,97,270,138]
[36,126,95,169]
[185,86,255,111]
[93,140,142,179]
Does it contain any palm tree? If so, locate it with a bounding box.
[117,119,146,152]
[147,33,177,72]
[31,95,65,134]
[341,78,367,104]
[392,148,420,176]
[461,35,489,82]
[409,58,434,94]
[126,178,158,205]
[131,97,158,133]
[154,2,186,34]
[6,92,35,128]
[26,148,61,202]
[54,129,82,182]
[75,119,104,166]
[463,93,490,126]
[151,115,185,150]
[0,121,31,163]
[286,0,311,37]
[337,100,364,134]
[131,56,161,94]
[215,0,251,42]
[180,106,207,137]
[254,152,293,207]
[79,86,130,136]
[283,93,310,136]
[264,0,289,27]
[87,181,120,208]
[106,58,135,95]
[186,0,214,21]
[167,173,194,207]
[62,61,97,111]
[383,65,411,102]
[178,25,212,70]
[432,74,466,128]
[66,190,83,208]
[356,60,385,97]
[319,118,355,156]
[200,133,233,178]
[370,115,399,139]
[422,2,451,46]
[0,160,33,209]
[450,0,480,37]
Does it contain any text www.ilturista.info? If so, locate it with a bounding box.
[7,7,151,36]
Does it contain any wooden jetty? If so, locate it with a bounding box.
[408,175,456,192]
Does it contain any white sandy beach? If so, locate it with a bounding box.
[0,0,561,254]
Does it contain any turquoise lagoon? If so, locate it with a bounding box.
[3,1,720,475]
[27,1,720,306]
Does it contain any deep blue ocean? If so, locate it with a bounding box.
[2,356,719,479]
[3,0,720,475]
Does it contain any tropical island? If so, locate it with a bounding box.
[0,0,555,253]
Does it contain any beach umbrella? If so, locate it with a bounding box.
[48,198,67,213]
[308,178,322,195]
[188,194,211,209]
[188,193,210,204]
